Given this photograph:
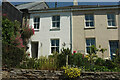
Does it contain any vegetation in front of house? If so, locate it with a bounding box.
[2,15,34,68]
[18,47,120,72]
[62,66,81,79]
[2,14,120,79]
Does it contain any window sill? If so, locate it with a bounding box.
[50,28,60,31]
[34,29,39,32]
[107,27,117,29]
[84,27,95,30]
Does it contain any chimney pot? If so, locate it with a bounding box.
[73,0,78,6]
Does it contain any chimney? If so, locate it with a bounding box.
[73,0,78,6]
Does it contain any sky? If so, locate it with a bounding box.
[4,0,120,2]
[11,2,119,8]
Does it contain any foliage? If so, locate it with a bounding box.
[61,48,71,66]
[69,53,89,67]
[20,56,57,70]
[22,25,34,39]
[2,17,15,44]
[62,66,81,79]
[2,16,34,68]
[2,42,25,68]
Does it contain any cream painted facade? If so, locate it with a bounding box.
[72,9,120,59]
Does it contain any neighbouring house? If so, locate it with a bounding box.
[2,1,22,23]
[15,2,49,27]
[72,4,120,59]
[15,1,120,59]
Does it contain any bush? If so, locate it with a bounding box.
[2,42,25,68]
[20,56,57,70]
[62,66,81,79]
[95,58,105,66]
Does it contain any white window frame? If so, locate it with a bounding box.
[86,38,96,54]
[51,15,60,29]
[107,14,116,27]
[51,39,60,53]
[33,17,40,30]
[85,14,94,28]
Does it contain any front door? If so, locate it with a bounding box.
[109,41,119,59]
[31,42,38,58]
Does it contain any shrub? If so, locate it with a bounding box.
[2,42,25,68]
[95,58,105,66]
[20,56,57,70]
[62,66,81,79]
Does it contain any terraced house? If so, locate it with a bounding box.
[17,2,120,59]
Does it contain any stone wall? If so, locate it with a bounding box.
[2,69,120,80]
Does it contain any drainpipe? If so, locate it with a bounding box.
[70,10,73,53]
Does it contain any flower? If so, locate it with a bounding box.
[28,53,30,56]
[3,13,7,16]
[73,51,77,53]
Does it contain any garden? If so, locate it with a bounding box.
[2,15,120,80]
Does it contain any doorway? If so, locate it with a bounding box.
[31,42,38,58]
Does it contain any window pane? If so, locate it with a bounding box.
[57,22,60,27]
[56,40,59,46]
[52,16,55,21]
[108,21,112,26]
[111,14,115,19]
[34,24,36,28]
[56,47,59,53]
[107,14,111,19]
[112,21,115,26]
[52,22,56,27]
[86,22,89,26]
[87,47,90,53]
[90,15,94,20]
[51,40,55,46]
[57,16,60,21]
[85,15,89,20]
[37,23,39,29]
[51,47,56,53]
[90,22,94,26]
[34,18,37,22]
[86,39,90,46]
[91,39,95,45]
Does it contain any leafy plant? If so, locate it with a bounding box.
[62,66,81,79]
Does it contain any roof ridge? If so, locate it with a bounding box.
[28,2,43,9]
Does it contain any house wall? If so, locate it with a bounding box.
[28,12,71,57]
[2,2,22,23]
[72,9,119,59]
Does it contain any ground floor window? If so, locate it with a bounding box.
[109,40,119,59]
[51,39,59,53]
[86,38,96,54]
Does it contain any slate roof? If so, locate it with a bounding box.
[15,2,49,10]
[30,5,120,11]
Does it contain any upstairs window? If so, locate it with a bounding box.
[52,15,60,29]
[51,39,59,53]
[85,14,94,27]
[107,14,116,27]
[34,17,40,30]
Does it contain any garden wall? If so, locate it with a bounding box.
[2,68,120,80]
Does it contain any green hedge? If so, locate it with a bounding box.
[2,42,25,68]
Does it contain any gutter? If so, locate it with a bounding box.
[29,6,120,13]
